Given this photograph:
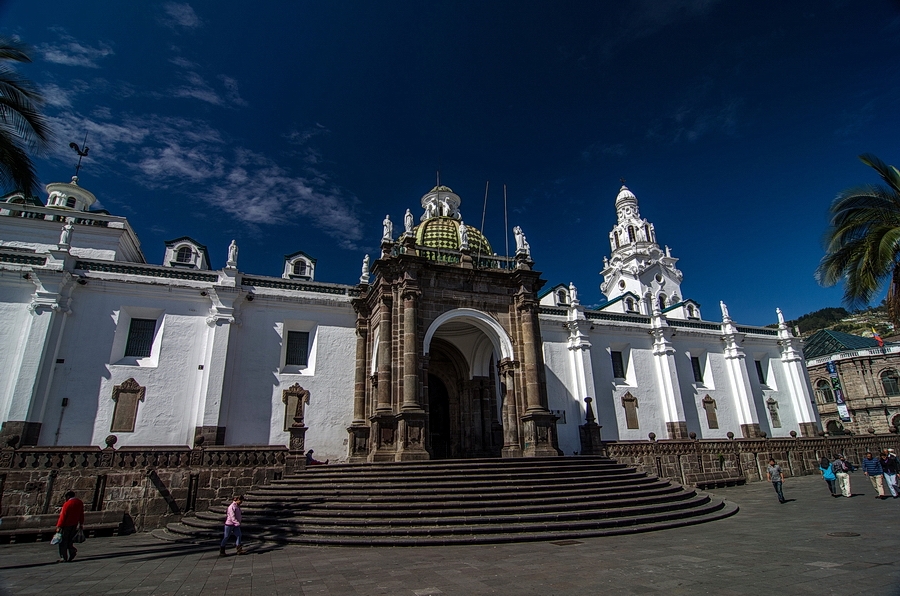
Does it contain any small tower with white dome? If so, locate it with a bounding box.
[600,185,698,319]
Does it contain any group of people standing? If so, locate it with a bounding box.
[817,450,900,499]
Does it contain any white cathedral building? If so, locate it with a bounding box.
[0,176,820,461]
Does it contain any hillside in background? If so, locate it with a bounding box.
[773,304,895,339]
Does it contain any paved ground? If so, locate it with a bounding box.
[1,474,899,596]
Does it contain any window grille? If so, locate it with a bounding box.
[286,331,310,366]
[611,351,625,379]
[124,319,156,358]
[293,261,307,276]
[882,370,900,397]
[176,246,193,263]
[816,380,834,403]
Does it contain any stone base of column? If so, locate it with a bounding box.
[741,423,762,438]
[367,413,399,462]
[285,454,307,474]
[521,411,562,457]
[347,425,370,463]
[502,444,523,458]
[396,410,430,461]
[0,421,41,447]
[666,421,689,440]
[287,425,308,452]
[799,422,819,438]
[579,422,607,456]
[194,426,226,446]
[459,252,474,269]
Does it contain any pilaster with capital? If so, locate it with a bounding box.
[498,358,523,458]
[775,308,819,436]
[720,303,762,438]
[650,307,688,439]
[566,302,595,406]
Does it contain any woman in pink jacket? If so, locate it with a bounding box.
[219,495,244,556]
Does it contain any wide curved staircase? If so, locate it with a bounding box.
[157,457,737,546]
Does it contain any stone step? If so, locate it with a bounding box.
[167,457,737,546]
[165,500,738,547]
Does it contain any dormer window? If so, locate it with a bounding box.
[625,297,635,312]
[176,246,193,264]
[163,237,210,270]
[283,251,317,281]
[556,289,567,306]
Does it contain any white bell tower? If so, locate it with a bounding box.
[600,185,691,317]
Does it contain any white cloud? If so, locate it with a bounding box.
[218,75,247,107]
[169,56,198,69]
[38,34,114,68]
[169,72,247,107]
[39,83,72,108]
[161,3,203,30]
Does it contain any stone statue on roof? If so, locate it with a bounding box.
[227,240,238,268]
[404,209,413,234]
[459,221,469,250]
[513,226,531,258]
[59,220,73,247]
[360,254,370,284]
[382,215,392,242]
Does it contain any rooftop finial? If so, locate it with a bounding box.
[68,132,90,182]
[620,177,626,186]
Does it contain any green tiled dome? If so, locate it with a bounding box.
[415,217,492,257]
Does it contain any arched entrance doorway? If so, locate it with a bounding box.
[426,337,502,458]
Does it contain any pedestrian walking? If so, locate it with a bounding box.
[766,458,786,503]
[219,495,244,556]
[55,490,84,563]
[879,450,899,498]
[832,454,852,497]
[862,452,887,499]
[819,456,837,496]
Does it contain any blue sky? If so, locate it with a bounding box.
[3,1,900,325]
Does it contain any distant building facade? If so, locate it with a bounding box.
[0,177,820,461]
[806,329,900,435]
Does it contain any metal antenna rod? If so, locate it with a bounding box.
[477,181,489,264]
[503,184,509,269]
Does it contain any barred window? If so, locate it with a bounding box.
[610,351,626,379]
[816,379,834,403]
[124,319,157,358]
[286,331,310,366]
[690,356,703,383]
[882,369,900,397]
[176,246,192,263]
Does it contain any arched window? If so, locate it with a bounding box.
[815,379,834,403]
[627,226,636,243]
[643,224,650,241]
[557,289,567,305]
[293,260,307,276]
[687,305,696,318]
[882,369,900,397]
[175,246,193,263]
[613,231,620,249]
[625,297,635,312]
[658,294,667,310]
[66,197,77,208]
[825,420,844,434]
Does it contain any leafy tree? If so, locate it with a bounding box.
[816,154,900,327]
[0,37,52,195]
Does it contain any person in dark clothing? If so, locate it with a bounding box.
[305,450,328,466]
[879,450,899,498]
[766,459,786,503]
[862,452,886,499]
[55,490,84,563]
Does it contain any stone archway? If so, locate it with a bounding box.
[426,337,502,459]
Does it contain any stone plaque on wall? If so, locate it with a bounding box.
[110,378,146,433]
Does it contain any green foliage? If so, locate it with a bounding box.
[816,154,900,327]
[0,37,52,195]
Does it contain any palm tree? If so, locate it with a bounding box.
[0,37,52,195]
[816,154,900,327]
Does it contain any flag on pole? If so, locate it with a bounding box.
[872,327,884,347]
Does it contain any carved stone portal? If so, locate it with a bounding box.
[111,378,146,433]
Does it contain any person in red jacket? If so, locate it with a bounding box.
[55,490,84,562]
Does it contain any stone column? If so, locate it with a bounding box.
[376,294,393,411]
[516,292,561,457]
[396,285,427,461]
[499,359,522,458]
[347,312,370,463]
